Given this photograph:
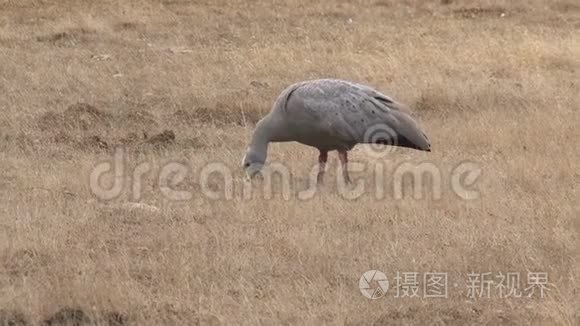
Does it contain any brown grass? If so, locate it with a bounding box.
[0,0,579,325]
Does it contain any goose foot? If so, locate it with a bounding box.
[337,149,351,185]
[317,150,328,185]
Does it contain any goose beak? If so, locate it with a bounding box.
[244,163,263,180]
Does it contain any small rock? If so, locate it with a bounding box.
[90,54,111,61]
[250,81,269,88]
[120,202,160,213]
[168,47,194,54]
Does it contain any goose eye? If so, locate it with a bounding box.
[244,162,250,168]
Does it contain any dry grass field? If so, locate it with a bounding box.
[1,0,579,325]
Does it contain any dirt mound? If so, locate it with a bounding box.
[64,103,112,130]
[118,109,158,129]
[36,104,176,151]
[38,103,113,132]
[52,131,73,145]
[81,135,109,150]
[36,103,168,150]
[118,132,145,145]
[37,112,62,131]
[43,308,91,326]
[38,102,159,132]
[0,310,28,326]
[42,308,127,326]
[144,130,176,148]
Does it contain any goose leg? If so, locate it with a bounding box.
[337,150,351,184]
[317,150,328,184]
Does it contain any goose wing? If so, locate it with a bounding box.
[293,79,430,151]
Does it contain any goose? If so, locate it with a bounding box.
[242,79,431,184]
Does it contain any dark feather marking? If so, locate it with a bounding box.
[283,85,301,112]
[375,96,394,105]
[367,98,391,114]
